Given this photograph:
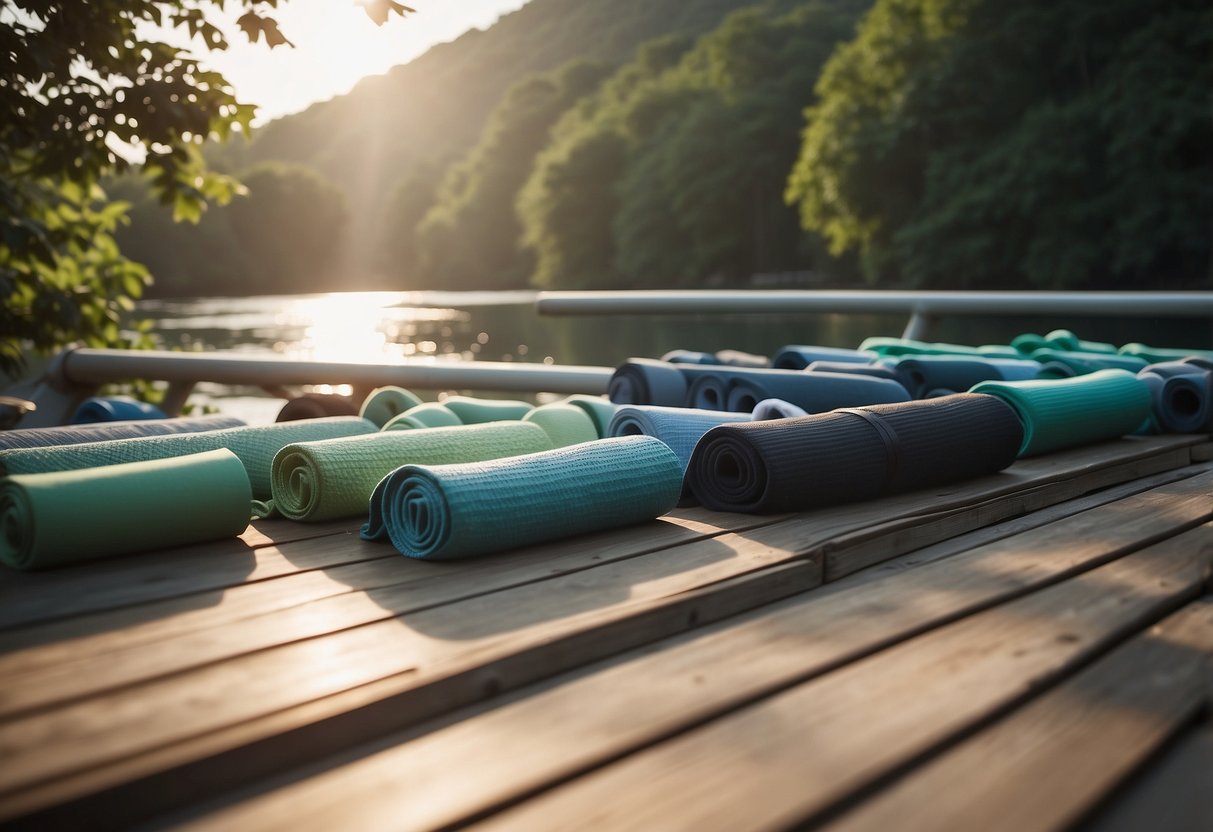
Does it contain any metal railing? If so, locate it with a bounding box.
[535,290,1213,340]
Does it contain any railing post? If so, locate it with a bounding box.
[902,310,935,341]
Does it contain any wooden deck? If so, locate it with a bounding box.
[1,433,1211,830]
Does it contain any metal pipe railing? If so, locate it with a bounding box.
[535,290,1213,340]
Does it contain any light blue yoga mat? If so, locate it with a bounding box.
[71,396,167,424]
[362,436,682,560]
[971,370,1152,456]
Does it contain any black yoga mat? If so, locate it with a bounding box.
[686,393,1023,513]
[718,369,910,414]
[0,415,246,450]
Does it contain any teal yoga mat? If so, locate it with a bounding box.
[359,386,424,428]
[522,403,599,447]
[971,369,1152,457]
[1120,343,1213,364]
[0,415,246,450]
[1028,349,1148,375]
[441,396,533,424]
[560,395,620,438]
[0,449,252,571]
[0,416,377,498]
[1042,329,1118,355]
[270,421,554,522]
[383,402,463,430]
[859,337,1021,360]
[362,435,682,560]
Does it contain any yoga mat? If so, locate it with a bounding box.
[805,361,905,385]
[71,396,166,424]
[0,416,377,498]
[971,369,1152,457]
[560,395,620,438]
[882,356,1041,398]
[441,396,533,424]
[1119,343,1213,364]
[771,345,874,370]
[1043,329,1118,355]
[687,373,730,411]
[1138,364,1213,435]
[270,421,554,522]
[362,436,682,560]
[859,338,1022,360]
[608,359,690,406]
[661,349,720,365]
[1029,349,1148,375]
[275,394,359,421]
[686,393,1022,513]
[751,399,808,420]
[714,349,770,368]
[359,386,424,428]
[0,449,252,571]
[0,415,246,450]
[383,403,463,431]
[719,369,911,414]
[522,402,600,447]
[1011,332,1050,354]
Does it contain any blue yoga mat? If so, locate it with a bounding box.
[716,368,911,414]
[0,415,246,450]
[771,345,874,370]
[805,361,904,386]
[362,436,682,560]
[1138,362,1213,434]
[71,396,167,424]
[881,356,1042,398]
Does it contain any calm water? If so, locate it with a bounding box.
[136,291,1213,423]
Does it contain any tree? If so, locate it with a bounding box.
[785,0,1213,289]
[0,0,411,376]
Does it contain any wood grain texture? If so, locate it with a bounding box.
[471,526,1213,832]
[163,476,1213,832]
[824,599,1213,832]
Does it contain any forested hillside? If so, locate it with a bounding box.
[115,0,1211,297]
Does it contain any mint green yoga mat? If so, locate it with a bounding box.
[971,369,1152,457]
[522,403,599,447]
[383,402,463,430]
[0,416,376,498]
[362,435,682,560]
[0,449,252,571]
[358,386,424,428]
[441,396,533,424]
[560,395,620,438]
[270,421,554,522]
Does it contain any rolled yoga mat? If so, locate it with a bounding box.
[881,356,1042,398]
[859,337,1021,360]
[72,396,167,424]
[0,415,246,450]
[522,403,600,447]
[560,395,620,438]
[1137,363,1213,435]
[685,393,1022,514]
[0,449,252,571]
[608,358,691,406]
[359,386,424,428]
[805,360,903,385]
[1119,343,1213,364]
[718,368,911,414]
[1028,349,1148,375]
[275,394,359,422]
[1042,329,1118,355]
[971,369,1152,457]
[441,396,533,424]
[383,402,464,431]
[661,349,720,365]
[270,421,554,522]
[714,349,770,368]
[771,345,874,370]
[0,416,377,498]
[362,435,683,560]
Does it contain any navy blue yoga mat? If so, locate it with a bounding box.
[1138,363,1213,434]
[72,397,167,423]
[0,415,246,450]
[686,393,1023,513]
[805,361,904,385]
[883,356,1042,398]
[718,368,911,414]
[608,359,691,406]
[771,345,874,370]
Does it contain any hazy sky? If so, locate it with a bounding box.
[176,0,529,124]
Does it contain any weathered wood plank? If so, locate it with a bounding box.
[1080,720,1213,832]
[144,478,1213,832]
[468,526,1213,832]
[824,599,1213,832]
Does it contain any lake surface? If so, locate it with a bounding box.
[136,291,1212,423]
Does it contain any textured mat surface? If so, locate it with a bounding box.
[971,369,1152,456]
[0,416,376,498]
[271,421,554,522]
[0,415,246,450]
[0,449,251,570]
[686,393,1022,513]
[522,403,599,447]
[362,436,682,560]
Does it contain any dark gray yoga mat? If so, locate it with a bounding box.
[0,415,246,450]
[771,345,874,370]
[805,361,904,386]
[882,356,1042,398]
[686,393,1023,513]
[718,369,911,414]
[1138,362,1213,434]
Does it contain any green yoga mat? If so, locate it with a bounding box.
[522,403,599,447]
[971,369,1152,457]
[1120,343,1213,364]
[358,386,424,428]
[560,395,620,438]
[1029,349,1148,375]
[858,337,1020,360]
[1041,329,1118,355]
[441,396,533,424]
[383,402,463,430]
[0,416,376,498]
[0,449,251,571]
[362,435,682,560]
[270,421,554,522]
